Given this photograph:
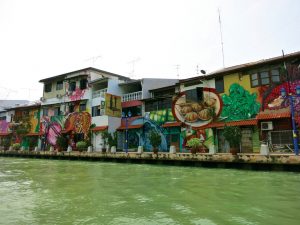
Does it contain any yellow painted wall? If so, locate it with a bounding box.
[43,81,66,99]
[223,73,260,100]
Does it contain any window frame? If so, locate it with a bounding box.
[56,81,63,90]
[250,68,281,87]
[45,83,52,93]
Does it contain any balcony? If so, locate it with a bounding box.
[122,91,142,102]
[92,88,107,99]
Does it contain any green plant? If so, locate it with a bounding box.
[2,138,11,149]
[102,130,110,146]
[149,131,161,153]
[108,132,118,147]
[12,143,21,150]
[56,136,68,151]
[186,138,202,154]
[28,137,38,149]
[76,141,87,151]
[223,126,242,152]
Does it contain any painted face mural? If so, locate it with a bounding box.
[172,88,222,128]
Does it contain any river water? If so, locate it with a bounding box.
[0,158,299,225]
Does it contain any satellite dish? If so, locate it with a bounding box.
[200,70,206,75]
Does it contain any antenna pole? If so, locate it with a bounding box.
[218,8,225,68]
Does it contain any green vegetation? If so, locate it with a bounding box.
[56,136,68,151]
[223,126,242,154]
[186,138,202,154]
[149,131,161,153]
[76,141,87,151]
[12,143,21,150]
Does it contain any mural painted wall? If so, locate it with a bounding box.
[105,93,121,117]
[172,88,222,128]
[29,109,40,133]
[221,83,261,121]
[41,112,91,146]
[0,120,9,133]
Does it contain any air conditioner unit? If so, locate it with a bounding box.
[40,97,45,102]
[261,121,273,131]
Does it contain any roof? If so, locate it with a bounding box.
[117,124,144,130]
[161,122,182,128]
[9,101,41,110]
[39,67,130,83]
[180,50,300,83]
[0,100,30,112]
[148,84,177,92]
[256,108,290,120]
[118,79,141,86]
[91,126,108,132]
[202,119,258,129]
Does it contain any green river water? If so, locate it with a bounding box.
[0,158,299,225]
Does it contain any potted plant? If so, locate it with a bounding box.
[101,131,110,152]
[2,138,11,150]
[76,141,87,152]
[186,138,202,154]
[56,136,68,152]
[12,143,21,151]
[149,131,161,154]
[222,125,242,155]
[108,132,118,153]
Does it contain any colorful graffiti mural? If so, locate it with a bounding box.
[0,120,9,133]
[105,93,121,117]
[221,83,260,121]
[41,112,91,146]
[173,88,222,128]
[29,109,40,133]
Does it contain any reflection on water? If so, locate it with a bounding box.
[0,158,300,225]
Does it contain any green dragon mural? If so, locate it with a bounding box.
[221,83,261,121]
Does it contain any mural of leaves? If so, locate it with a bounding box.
[221,83,261,121]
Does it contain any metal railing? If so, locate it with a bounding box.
[122,91,142,102]
[266,130,298,153]
[92,88,107,98]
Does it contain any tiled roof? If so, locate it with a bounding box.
[91,126,108,132]
[161,122,182,128]
[202,119,258,129]
[256,108,290,120]
[117,124,143,130]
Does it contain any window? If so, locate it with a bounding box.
[45,83,52,92]
[43,108,48,116]
[69,81,76,92]
[145,98,172,112]
[0,116,6,121]
[122,106,142,117]
[250,69,280,87]
[54,107,60,116]
[56,81,63,90]
[92,106,101,117]
[215,77,224,93]
[69,104,74,113]
[80,103,86,112]
[185,87,203,102]
[80,79,88,90]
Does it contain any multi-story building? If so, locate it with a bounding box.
[150,51,300,153]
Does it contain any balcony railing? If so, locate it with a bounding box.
[92,88,107,98]
[122,91,142,102]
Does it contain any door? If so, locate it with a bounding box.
[241,128,253,153]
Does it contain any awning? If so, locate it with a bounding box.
[117,124,143,130]
[91,126,108,132]
[0,132,11,136]
[202,119,258,129]
[256,108,290,120]
[161,122,182,128]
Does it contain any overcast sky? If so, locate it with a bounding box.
[0,0,299,101]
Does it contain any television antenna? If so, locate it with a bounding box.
[218,8,225,68]
[0,86,17,100]
[175,64,180,78]
[128,57,140,77]
[85,55,102,67]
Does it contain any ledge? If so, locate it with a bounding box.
[1,150,300,172]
